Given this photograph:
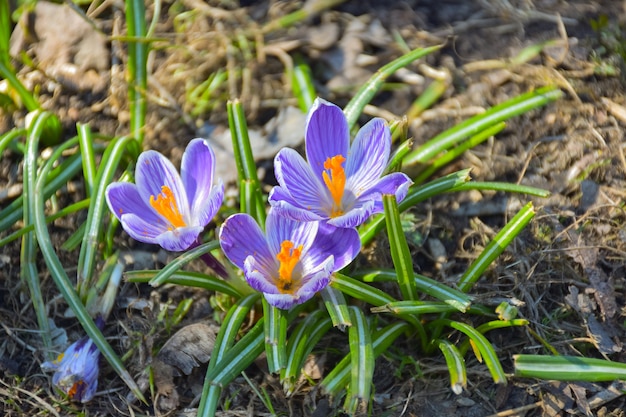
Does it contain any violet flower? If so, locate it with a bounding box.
[41,318,104,403]
[106,138,224,252]
[269,98,412,228]
[219,208,361,309]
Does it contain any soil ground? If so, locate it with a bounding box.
[1,0,626,416]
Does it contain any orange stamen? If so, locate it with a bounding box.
[276,240,303,294]
[68,380,85,398]
[321,155,346,217]
[149,185,187,229]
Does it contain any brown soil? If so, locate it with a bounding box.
[1,0,626,416]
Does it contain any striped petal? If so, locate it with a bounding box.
[181,138,222,227]
[135,150,191,224]
[118,212,167,244]
[327,199,376,229]
[345,118,390,195]
[273,148,331,215]
[361,172,413,213]
[302,223,360,272]
[156,226,204,252]
[105,182,162,225]
[305,98,350,182]
[244,257,280,294]
[265,208,318,258]
[219,213,275,274]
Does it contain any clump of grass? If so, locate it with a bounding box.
[4,0,613,415]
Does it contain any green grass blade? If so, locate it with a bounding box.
[148,240,221,286]
[227,99,266,228]
[282,310,332,394]
[199,292,260,416]
[413,121,506,184]
[354,269,471,312]
[22,111,53,355]
[404,86,562,168]
[332,273,397,306]
[0,199,90,248]
[371,301,465,315]
[458,202,535,293]
[125,0,148,145]
[321,285,352,330]
[436,339,467,394]
[77,136,140,296]
[385,137,413,173]
[383,194,418,301]
[359,169,471,246]
[407,78,448,118]
[514,355,626,382]
[203,318,265,386]
[0,128,25,155]
[291,54,316,112]
[0,0,10,69]
[459,319,529,355]
[0,153,83,233]
[332,273,423,333]
[126,270,243,298]
[263,299,287,374]
[77,123,97,197]
[32,126,145,403]
[344,306,373,415]
[432,319,507,384]
[343,45,442,129]
[0,62,39,112]
[321,321,410,398]
[239,179,260,221]
[261,0,347,33]
[452,181,551,197]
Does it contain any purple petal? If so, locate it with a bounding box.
[362,172,413,213]
[303,223,360,271]
[244,257,280,294]
[262,254,334,309]
[45,337,100,403]
[119,213,168,244]
[274,148,331,214]
[263,293,301,310]
[327,199,377,228]
[219,214,274,272]
[345,118,390,195]
[181,139,222,226]
[156,225,204,251]
[299,255,334,292]
[135,150,191,224]
[265,208,318,258]
[268,185,295,206]
[269,197,326,223]
[105,182,162,225]
[194,179,224,227]
[304,98,350,180]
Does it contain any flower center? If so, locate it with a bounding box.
[276,240,303,294]
[322,155,346,218]
[149,185,187,229]
[68,380,85,399]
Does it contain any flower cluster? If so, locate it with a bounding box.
[106,98,411,310]
[220,98,412,308]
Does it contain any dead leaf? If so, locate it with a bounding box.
[10,1,109,91]
[157,322,216,375]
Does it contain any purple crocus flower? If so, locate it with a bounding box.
[219,208,361,309]
[41,318,104,403]
[269,98,412,228]
[106,138,224,252]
